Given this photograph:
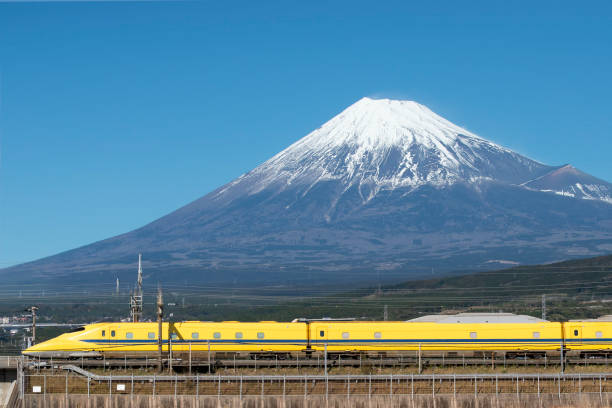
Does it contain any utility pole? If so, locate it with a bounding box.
[383,305,388,321]
[130,254,144,322]
[157,286,164,372]
[115,278,119,296]
[542,294,546,320]
[31,306,38,345]
[26,306,38,345]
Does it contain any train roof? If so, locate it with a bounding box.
[408,313,548,324]
[569,315,612,322]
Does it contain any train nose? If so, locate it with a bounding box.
[23,338,100,359]
[23,338,77,358]
[22,341,52,357]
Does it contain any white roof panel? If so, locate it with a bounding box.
[408,313,548,324]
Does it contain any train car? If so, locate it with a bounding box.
[168,321,308,356]
[23,321,308,358]
[563,320,612,357]
[309,316,563,357]
[24,313,612,360]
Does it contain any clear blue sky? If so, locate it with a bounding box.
[1,1,611,267]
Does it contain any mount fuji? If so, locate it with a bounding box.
[3,97,612,286]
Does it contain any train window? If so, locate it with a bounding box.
[596,331,603,338]
[574,330,579,336]
[171,333,178,340]
[213,332,221,339]
[342,332,350,339]
[148,332,155,339]
[257,332,265,339]
[235,332,243,339]
[111,330,115,337]
[69,326,85,333]
[320,331,325,337]
[192,332,199,339]
[126,332,133,339]
[102,330,106,337]
[533,332,540,339]
[469,332,477,339]
[374,332,382,339]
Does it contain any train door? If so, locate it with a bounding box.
[106,325,120,350]
[570,326,582,344]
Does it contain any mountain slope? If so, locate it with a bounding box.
[522,164,612,203]
[2,98,611,286]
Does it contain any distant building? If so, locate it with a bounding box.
[0,317,9,324]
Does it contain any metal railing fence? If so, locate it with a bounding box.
[22,370,612,400]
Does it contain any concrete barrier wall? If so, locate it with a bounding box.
[23,393,612,408]
[1,381,18,408]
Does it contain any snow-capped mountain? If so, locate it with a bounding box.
[2,98,611,286]
[216,98,551,207]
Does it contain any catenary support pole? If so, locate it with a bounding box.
[157,287,164,372]
[168,336,173,372]
[324,343,328,376]
[418,343,422,374]
[30,306,38,345]
[207,340,211,372]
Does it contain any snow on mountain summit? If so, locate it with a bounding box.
[295,97,486,150]
[217,97,550,203]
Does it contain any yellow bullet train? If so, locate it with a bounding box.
[22,314,612,359]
